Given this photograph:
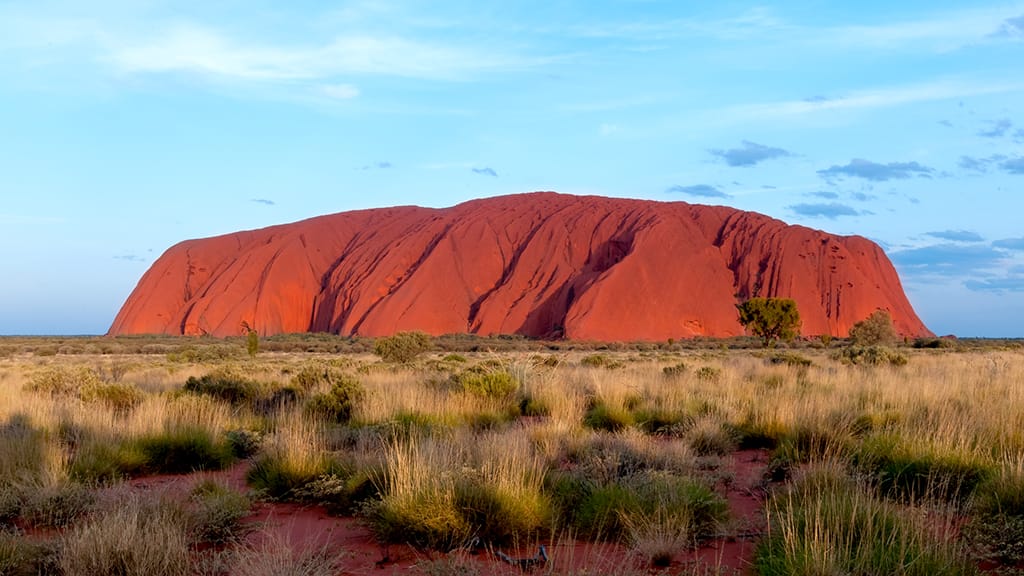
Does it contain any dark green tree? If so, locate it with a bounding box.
[736,297,801,347]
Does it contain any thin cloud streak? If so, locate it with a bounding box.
[726,79,1024,120]
[109,24,542,81]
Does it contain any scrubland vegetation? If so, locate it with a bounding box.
[0,333,1021,574]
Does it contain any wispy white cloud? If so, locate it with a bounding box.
[727,79,1024,119]
[321,83,360,99]
[824,7,1018,50]
[563,5,1023,52]
[108,23,537,81]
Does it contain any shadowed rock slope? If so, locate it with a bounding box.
[109,192,930,340]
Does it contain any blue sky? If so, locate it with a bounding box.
[1,1,1022,337]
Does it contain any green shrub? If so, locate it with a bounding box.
[913,337,956,349]
[245,453,346,501]
[291,364,350,391]
[79,381,145,413]
[450,368,518,399]
[580,354,623,369]
[686,420,738,456]
[291,470,378,515]
[25,366,102,397]
[167,344,239,363]
[188,480,252,544]
[836,345,908,366]
[136,427,236,475]
[373,332,432,363]
[634,407,693,436]
[694,366,722,382]
[441,353,467,363]
[453,475,552,545]
[768,352,813,367]
[566,473,726,541]
[517,392,551,417]
[661,362,687,377]
[183,367,264,404]
[583,402,634,432]
[225,428,264,459]
[68,441,147,482]
[304,376,364,424]
[853,434,991,503]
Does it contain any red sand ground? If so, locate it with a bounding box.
[110,192,930,341]
[119,450,769,575]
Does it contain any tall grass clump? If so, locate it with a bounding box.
[369,432,551,548]
[621,479,726,567]
[853,433,992,503]
[247,412,342,500]
[58,494,191,576]
[755,465,976,576]
[136,424,236,475]
[964,455,1024,567]
[0,533,57,576]
[229,532,339,576]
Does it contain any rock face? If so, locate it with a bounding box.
[109,192,930,340]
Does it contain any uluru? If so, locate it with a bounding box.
[109,192,929,341]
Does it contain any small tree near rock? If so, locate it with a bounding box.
[736,297,801,347]
[848,309,898,346]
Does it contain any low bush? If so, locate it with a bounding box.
[136,426,236,475]
[304,376,364,424]
[291,470,378,515]
[450,367,518,399]
[225,428,264,459]
[768,352,813,367]
[661,362,687,377]
[69,441,148,482]
[580,354,623,369]
[913,337,956,349]
[563,472,726,542]
[836,345,908,366]
[189,480,253,544]
[694,366,722,382]
[853,434,991,503]
[633,407,693,436]
[685,418,738,456]
[183,367,265,405]
[373,332,432,363]
[583,402,634,432]
[79,381,145,413]
[291,364,350,391]
[246,452,346,501]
